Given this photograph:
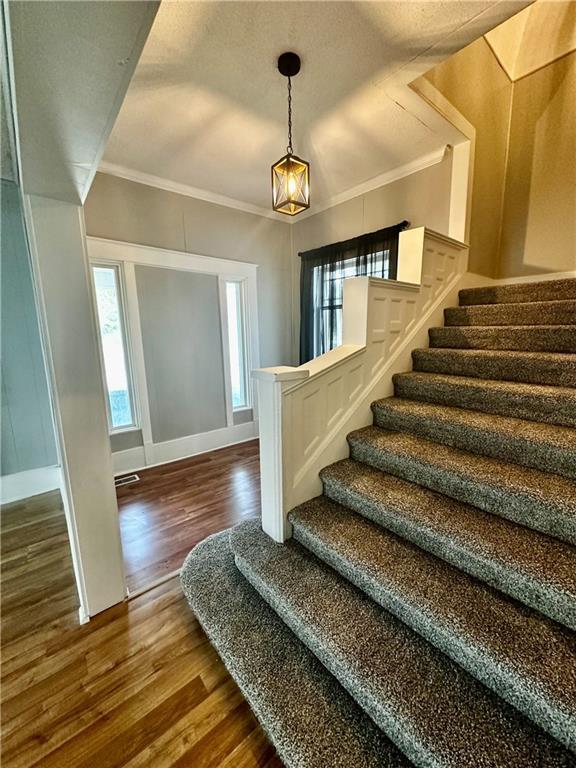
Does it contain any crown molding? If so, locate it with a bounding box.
[98,147,447,225]
[97,161,283,221]
[290,147,447,222]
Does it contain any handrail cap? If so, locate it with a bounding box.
[252,366,310,383]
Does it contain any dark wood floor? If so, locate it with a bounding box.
[1,465,279,767]
[117,439,261,593]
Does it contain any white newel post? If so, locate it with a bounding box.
[252,367,309,542]
[253,228,468,545]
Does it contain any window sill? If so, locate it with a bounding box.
[109,425,141,436]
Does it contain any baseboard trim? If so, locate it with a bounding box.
[493,270,576,285]
[0,465,61,504]
[112,421,259,476]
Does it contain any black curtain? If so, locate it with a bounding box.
[299,221,409,364]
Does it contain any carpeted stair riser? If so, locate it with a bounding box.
[348,427,576,545]
[319,460,576,630]
[289,496,576,749]
[392,372,576,428]
[231,521,573,768]
[429,325,576,353]
[372,398,576,480]
[459,279,576,306]
[180,532,409,768]
[412,348,576,388]
[445,299,576,327]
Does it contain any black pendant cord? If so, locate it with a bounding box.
[287,76,293,155]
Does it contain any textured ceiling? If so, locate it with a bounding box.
[104,0,532,212]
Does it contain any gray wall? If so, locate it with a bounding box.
[135,265,227,443]
[1,179,58,475]
[84,173,293,370]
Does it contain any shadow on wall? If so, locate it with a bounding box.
[498,51,576,277]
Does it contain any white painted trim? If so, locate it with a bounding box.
[218,276,235,428]
[88,260,140,434]
[99,148,447,226]
[22,196,127,618]
[256,229,469,542]
[112,422,259,475]
[0,465,61,504]
[86,236,259,279]
[295,148,447,222]
[98,162,283,221]
[122,261,154,449]
[409,76,476,246]
[87,236,261,434]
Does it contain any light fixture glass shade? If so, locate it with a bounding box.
[271,153,310,216]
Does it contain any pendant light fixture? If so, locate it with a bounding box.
[271,52,310,216]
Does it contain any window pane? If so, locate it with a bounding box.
[92,266,134,429]
[225,282,248,410]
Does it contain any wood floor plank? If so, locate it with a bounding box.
[2,446,279,768]
[117,440,261,592]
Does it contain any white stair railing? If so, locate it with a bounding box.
[253,227,469,542]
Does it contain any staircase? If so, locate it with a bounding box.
[181,278,576,768]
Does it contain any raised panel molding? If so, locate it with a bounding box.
[254,228,470,541]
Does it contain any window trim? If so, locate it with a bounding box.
[219,276,252,424]
[90,260,140,435]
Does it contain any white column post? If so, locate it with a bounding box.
[253,367,308,542]
[24,194,127,619]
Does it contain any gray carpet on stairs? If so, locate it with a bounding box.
[459,278,576,305]
[371,397,576,480]
[348,426,576,544]
[412,348,576,388]
[180,531,410,768]
[445,299,576,326]
[288,496,576,749]
[181,277,576,768]
[429,325,576,353]
[319,459,576,628]
[231,520,574,768]
[393,371,576,427]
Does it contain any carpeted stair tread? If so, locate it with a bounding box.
[411,348,576,388]
[429,325,576,352]
[288,495,576,748]
[180,531,410,768]
[319,459,576,629]
[392,371,576,427]
[231,520,573,768]
[459,279,576,306]
[372,397,576,480]
[445,299,576,327]
[348,426,576,544]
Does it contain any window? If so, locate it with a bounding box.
[225,281,249,410]
[312,249,391,356]
[299,221,408,363]
[91,264,136,431]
